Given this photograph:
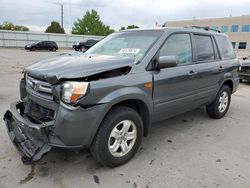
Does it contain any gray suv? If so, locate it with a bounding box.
[4,27,239,167]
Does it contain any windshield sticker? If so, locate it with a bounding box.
[119,48,140,54]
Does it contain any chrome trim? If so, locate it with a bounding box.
[26,75,52,95]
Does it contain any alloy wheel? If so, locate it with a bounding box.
[108,120,137,157]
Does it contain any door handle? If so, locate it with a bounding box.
[188,70,198,76]
[218,66,225,72]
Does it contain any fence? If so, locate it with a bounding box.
[0,30,104,48]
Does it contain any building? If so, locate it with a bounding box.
[164,15,250,57]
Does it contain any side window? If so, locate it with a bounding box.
[215,35,236,60]
[159,33,192,65]
[194,35,215,62]
[38,42,43,46]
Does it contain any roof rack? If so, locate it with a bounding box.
[189,26,221,33]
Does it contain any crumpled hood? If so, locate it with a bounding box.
[25,52,134,84]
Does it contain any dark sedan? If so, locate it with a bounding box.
[73,39,99,51]
[25,41,58,51]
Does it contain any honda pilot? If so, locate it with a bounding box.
[4,27,239,167]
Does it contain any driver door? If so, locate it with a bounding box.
[152,33,199,121]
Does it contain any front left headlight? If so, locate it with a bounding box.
[61,81,89,104]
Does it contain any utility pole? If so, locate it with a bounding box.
[61,4,64,29]
[47,2,65,29]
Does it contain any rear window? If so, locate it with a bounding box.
[194,35,215,62]
[215,35,236,60]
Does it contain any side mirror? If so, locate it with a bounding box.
[157,56,178,69]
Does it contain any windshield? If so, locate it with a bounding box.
[86,31,163,62]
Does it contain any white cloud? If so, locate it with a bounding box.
[1,0,250,32]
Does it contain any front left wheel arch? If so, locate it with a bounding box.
[103,99,152,137]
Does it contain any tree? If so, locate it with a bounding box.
[119,25,139,30]
[45,21,65,34]
[72,9,114,36]
[0,22,29,31]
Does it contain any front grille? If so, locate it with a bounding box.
[24,100,55,123]
[26,75,53,100]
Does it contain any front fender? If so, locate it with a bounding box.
[98,87,153,115]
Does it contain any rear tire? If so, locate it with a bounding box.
[51,47,56,51]
[206,85,231,119]
[91,106,143,167]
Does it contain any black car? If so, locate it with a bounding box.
[24,41,58,51]
[73,39,99,51]
[239,57,250,82]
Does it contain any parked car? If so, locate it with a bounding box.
[24,41,58,51]
[239,56,250,82]
[4,27,239,167]
[72,39,100,51]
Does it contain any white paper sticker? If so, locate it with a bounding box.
[119,48,140,54]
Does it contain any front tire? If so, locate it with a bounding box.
[206,85,231,119]
[91,106,143,167]
[81,46,86,52]
[51,47,57,51]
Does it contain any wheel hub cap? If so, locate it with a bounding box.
[218,91,229,113]
[108,120,137,157]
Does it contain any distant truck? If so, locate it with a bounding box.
[72,39,100,51]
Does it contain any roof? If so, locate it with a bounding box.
[119,26,225,35]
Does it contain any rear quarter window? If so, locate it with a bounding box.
[194,35,215,62]
[215,35,236,60]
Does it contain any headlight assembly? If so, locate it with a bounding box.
[61,81,89,104]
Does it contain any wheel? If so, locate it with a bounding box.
[91,106,143,167]
[30,47,34,51]
[81,46,86,52]
[51,47,56,51]
[206,85,231,119]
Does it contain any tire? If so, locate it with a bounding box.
[91,106,143,167]
[51,47,56,52]
[81,46,86,52]
[30,47,34,51]
[206,85,231,119]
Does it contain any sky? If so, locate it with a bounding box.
[1,0,250,33]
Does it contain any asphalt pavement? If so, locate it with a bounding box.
[0,48,250,188]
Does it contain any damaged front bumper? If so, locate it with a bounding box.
[3,102,53,164]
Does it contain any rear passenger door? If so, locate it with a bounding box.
[193,34,224,105]
[153,33,199,121]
